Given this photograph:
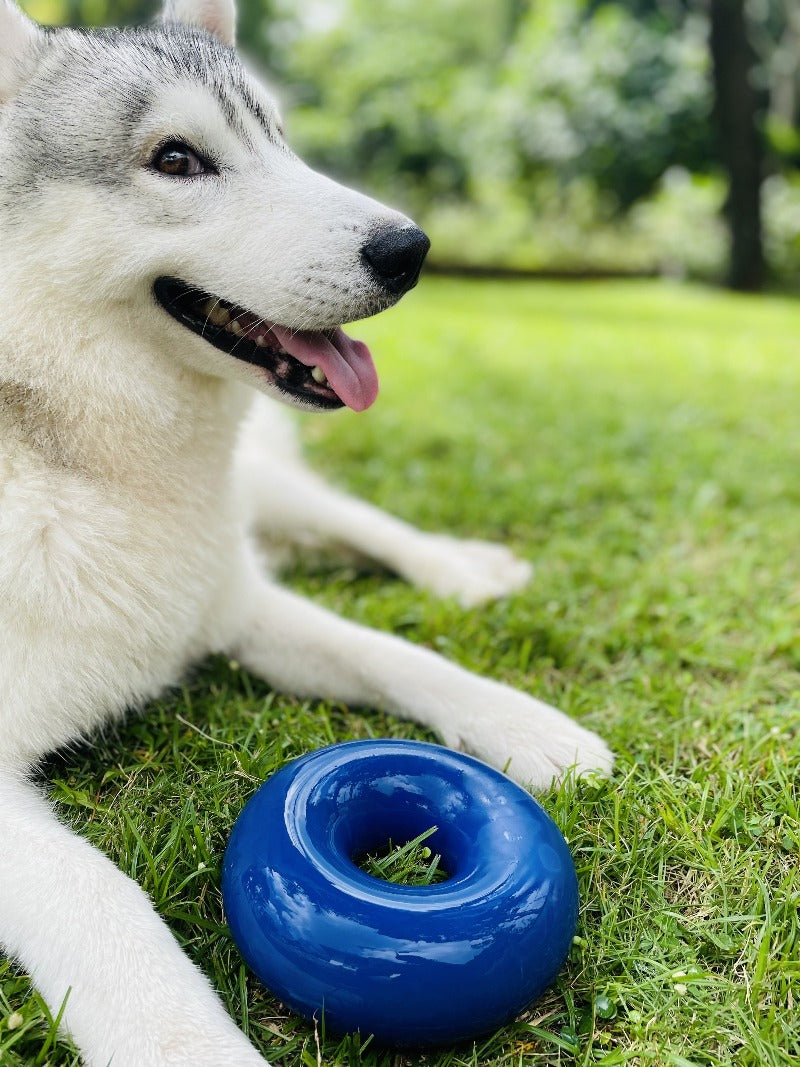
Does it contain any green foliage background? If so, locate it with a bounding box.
[11,0,797,280]
[21,0,800,281]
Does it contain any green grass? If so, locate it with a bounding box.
[2,278,798,1066]
[358,826,448,886]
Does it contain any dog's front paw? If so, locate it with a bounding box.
[502,712,614,789]
[436,682,613,791]
[402,534,533,607]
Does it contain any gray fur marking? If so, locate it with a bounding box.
[0,22,283,204]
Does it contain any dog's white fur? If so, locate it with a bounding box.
[0,1,612,1062]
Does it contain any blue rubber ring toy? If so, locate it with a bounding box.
[222,739,578,1046]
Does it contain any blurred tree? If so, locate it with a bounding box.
[502,1,712,210]
[22,0,800,281]
[598,0,779,289]
[232,0,281,70]
[282,0,511,208]
[24,0,153,27]
[750,0,800,165]
[284,0,712,219]
[588,0,693,28]
[709,0,765,290]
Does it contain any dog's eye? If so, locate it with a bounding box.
[151,142,210,177]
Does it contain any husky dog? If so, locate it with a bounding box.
[0,0,612,1062]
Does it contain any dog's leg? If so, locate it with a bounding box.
[236,399,532,607]
[0,770,268,1067]
[228,560,612,788]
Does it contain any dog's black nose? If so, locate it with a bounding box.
[361,225,430,295]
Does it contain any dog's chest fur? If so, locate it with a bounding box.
[0,365,248,762]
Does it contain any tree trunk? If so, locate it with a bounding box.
[709,0,765,291]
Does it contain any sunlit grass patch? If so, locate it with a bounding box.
[3,279,799,1067]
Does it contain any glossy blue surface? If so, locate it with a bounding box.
[222,740,578,1047]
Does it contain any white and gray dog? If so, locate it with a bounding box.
[0,0,612,1062]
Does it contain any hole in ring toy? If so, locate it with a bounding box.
[222,739,579,1046]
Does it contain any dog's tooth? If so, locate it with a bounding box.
[230,320,244,336]
[311,365,328,385]
[255,336,267,348]
[208,304,231,327]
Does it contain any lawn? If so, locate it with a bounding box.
[1,278,798,1066]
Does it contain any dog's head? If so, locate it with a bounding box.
[0,0,428,412]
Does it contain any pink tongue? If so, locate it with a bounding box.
[270,325,379,412]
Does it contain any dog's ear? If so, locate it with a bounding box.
[0,0,43,103]
[161,0,236,47]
